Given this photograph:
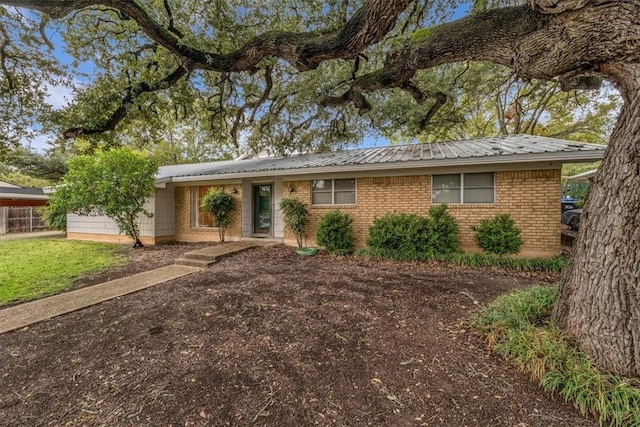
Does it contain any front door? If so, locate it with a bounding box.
[252,184,272,235]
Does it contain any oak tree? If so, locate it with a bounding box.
[1,0,639,376]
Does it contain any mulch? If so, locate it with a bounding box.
[0,244,595,426]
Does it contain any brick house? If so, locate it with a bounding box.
[66,135,605,256]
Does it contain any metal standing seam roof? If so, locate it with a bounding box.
[0,187,46,196]
[156,135,606,182]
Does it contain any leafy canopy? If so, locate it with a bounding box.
[0,0,619,160]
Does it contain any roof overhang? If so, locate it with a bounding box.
[567,169,598,181]
[0,193,49,200]
[158,150,605,184]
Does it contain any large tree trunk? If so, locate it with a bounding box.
[554,81,640,377]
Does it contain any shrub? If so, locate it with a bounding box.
[366,213,431,260]
[201,189,235,243]
[315,210,354,255]
[41,185,69,231]
[365,205,460,260]
[473,213,523,255]
[279,197,309,248]
[477,286,640,426]
[425,204,460,254]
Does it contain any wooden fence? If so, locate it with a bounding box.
[0,206,50,234]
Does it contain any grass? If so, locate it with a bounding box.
[476,286,640,426]
[0,238,129,306]
[358,249,567,272]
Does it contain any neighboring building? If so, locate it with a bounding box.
[0,184,50,234]
[66,135,605,256]
[567,169,598,181]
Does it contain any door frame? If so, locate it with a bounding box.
[251,183,273,236]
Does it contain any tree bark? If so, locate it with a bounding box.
[554,68,640,376]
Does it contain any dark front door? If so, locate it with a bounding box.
[252,184,272,235]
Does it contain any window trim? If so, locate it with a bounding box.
[431,172,495,205]
[310,178,357,206]
[191,186,216,228]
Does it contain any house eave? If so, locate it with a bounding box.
[159,150,604,184]
[0,194,49,201]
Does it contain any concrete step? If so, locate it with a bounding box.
[181,252,220,261]
[175,258,216,268]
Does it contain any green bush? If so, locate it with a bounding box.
[473,213,523,255]
[201,189,235,243]
[279,197,309,248]
[366,205,460,260]
[366,213,431,260]
[41,185,69,231]
[315,210,354,255]
[425,204,460,254]
[477,286,640,426]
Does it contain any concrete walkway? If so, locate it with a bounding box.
[0,264,201,335]
[0,240,282,335]
[176,239,282,267]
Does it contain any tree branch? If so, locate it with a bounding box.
[0,0,414,72]
[323,2,640,110]
[63,63,191,138]
[230,65,274,148]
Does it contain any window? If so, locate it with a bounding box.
[311,179,356,205]
[191,186,214,227]
[432,172,494,204]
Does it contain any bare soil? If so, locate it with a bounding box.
[0,245,594,427]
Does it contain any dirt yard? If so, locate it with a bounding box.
[0,245,594,426]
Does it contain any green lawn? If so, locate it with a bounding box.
[0,238,129,306]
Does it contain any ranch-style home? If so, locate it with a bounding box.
[67,135,605,256]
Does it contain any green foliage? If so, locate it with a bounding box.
[0,164,52,187]
[477,286,640,426]
[40,191,68,231]
[360,249,567,272]
[315,210,354,255]
[7,147,69,181]
[0,238,127,306]
[49,149,157,247]
[473,214,523,256]
[372,62,618,145]
[200,189,235,243]
[279,197,309,248]
[426,204,460,254]
[366,205,460,260]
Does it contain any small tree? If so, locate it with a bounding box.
[49,149,157,247]
[41,185,70,231]
[279,197,309,248]
[200,189,235,243]
[473,214,523,256]
[316,210,354,255]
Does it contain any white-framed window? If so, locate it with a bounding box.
[191,186,215,227]
[431,172,495,204]
[311,179,356,205]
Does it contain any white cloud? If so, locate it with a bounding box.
[45,83,75,110]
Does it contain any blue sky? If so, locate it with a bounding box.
[26,2,472,153]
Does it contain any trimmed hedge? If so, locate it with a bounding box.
[316,210,354,255]
[366,205,460,260]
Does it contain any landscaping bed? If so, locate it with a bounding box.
[0,246,594,426]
